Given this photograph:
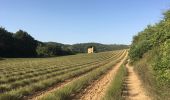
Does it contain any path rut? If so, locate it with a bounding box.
[74,52,128,100]
[122,63,151,100]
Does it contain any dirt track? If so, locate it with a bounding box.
[29,51,151,100]
[29,53,123,100]
[123,63,151,100]
[75,52,128,100]
[29,51,127,100]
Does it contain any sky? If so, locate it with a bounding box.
[1,0,170,45]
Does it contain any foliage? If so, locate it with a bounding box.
[14,30,38,57]
[0,27,128,57]
[0,28,37,57]
[129,40,152,61]
[129,9,170,99]
[153,40,170,85]
[36,42,74,57]
[71,43,129,53]
[0,28,74,57]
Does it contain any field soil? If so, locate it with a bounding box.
[74,53,128,100]
[123,63,151,100]
[29,70,90,100]
[26,52,122,100]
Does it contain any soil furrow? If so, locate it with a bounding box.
[27,65,101,100]
[74,53,128,100]
[27,53,121,100]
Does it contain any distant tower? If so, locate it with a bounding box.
[88,46,94,54]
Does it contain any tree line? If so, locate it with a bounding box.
[0,28,74,57]
[129,9,170,97]
[0,28,37,57]
[71,43,129,53]
[0,27,129,57]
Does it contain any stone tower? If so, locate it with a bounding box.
[88,46,94,54]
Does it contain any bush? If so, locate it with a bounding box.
[153,40,170,86]
[129,40,152,61]
[129,9,170,99]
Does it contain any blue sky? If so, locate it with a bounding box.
[1,0,170,44]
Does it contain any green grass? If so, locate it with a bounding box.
[39,51,126,100]
[0,50,126,100]
[133,51,170,100]
[103,64,127,100]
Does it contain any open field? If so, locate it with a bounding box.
[0,50,152,100]
[0,50,129,100]
[1,1,170,100]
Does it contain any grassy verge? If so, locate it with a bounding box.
[103,62,127,100]
[133,51,170,100]
[39,52,126,100]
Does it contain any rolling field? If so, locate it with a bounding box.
[1,1,170,100]
[0,50,127,100]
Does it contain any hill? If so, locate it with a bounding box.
[37,42,129,57]
[70,43,129,53]
[0,27,129,57]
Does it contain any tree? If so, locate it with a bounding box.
[129,9,170,87]
[13,30,38,57]
[0,27,15,57]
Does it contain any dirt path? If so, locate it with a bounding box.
[122,63,151,100]
[28,52,124,100]
[74,52,128,100]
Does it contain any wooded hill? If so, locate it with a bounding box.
[0,27,129,57]
[129,9,170,99]
[70,43,128,53]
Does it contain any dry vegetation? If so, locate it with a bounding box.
[0,50,128,100]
